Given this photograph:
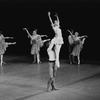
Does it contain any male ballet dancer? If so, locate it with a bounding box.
[47,38,60,92]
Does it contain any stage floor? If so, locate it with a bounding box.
[0,55,100,100]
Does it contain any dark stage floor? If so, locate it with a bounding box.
[0,55,100,100]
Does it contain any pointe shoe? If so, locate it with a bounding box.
[37,61,41,64]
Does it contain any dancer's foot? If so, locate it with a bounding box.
[47,88,51,92]
[78,62,80,65]
[37,61,41,64]
[70,62,72,64]
[2,62,6,64]
[52,87,59,91]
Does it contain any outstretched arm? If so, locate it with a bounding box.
[4,37,14,39]
[79,35,88,39]
[40,35,48,38]
[42,39,50,43]
[6,42,16,45]
[48,12,54,27]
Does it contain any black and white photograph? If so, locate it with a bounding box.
[0,0,100,100]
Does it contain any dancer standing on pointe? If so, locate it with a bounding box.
[0,31,16,66]
[48,12,64,68]
[23,28,49,64]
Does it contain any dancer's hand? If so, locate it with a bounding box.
[23,28,27,30]
[45,35,48,37]
[55,13,58,17]
[48,12,50,16]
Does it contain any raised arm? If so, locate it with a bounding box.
[67,30,75,40]
[48,12,54,27]
[55,13,60,25]
[23,28,32,38]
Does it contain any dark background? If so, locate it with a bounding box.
[0,0,100,61]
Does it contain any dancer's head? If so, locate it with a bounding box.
[32,29,37,35]
[75,32,79,37]
[54,20,60,27]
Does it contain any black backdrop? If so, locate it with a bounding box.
[0,0,100,61]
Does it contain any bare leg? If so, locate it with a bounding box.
[37,53,41,64]
[78,54,80,65]
[33,54,36,63]
[47,62,54,92]
[72,55,76,63]
[0,55,3,66]
[69,54,72,64]
[55,44,62,67]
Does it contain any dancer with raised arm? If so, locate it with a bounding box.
[71,32,87,65]
[48,12,64,68]
[67,29,75,64]
[23,28,49,64]
[0,31,16,66]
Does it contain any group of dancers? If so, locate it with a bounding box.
[0,12,88,92]
[68,30,87,65]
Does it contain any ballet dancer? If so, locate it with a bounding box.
[23,28,49,64]
[48,12,64,67]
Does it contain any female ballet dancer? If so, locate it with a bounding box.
[67,30,75,64]
[0,31,16,66]
[71,32,87,64]
[48,12,64,68]
[23,28,49,64]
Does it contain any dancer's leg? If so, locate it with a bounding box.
[51,64,58,90]
[55,44,62,67]
[33,54,36,63]
[37,53,40,64]
[78,54,80,65]
[0,55,3,66]
[47,62,53,92]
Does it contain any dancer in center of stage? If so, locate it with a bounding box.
[0,31,16,66]
[48,12,64,68]
[47,38,60,92]
[23,28,49,64]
